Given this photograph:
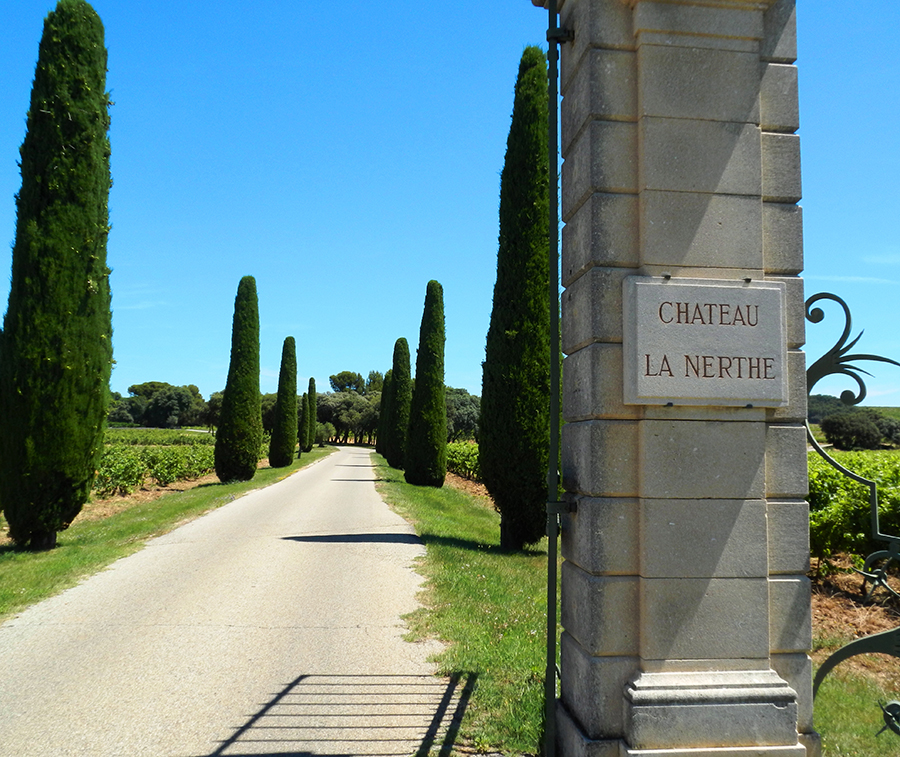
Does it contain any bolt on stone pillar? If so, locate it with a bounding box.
[556,0,818,755]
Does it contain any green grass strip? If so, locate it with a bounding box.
[0,447,336,621]
[374,455,553,755]
[814,667,900,755]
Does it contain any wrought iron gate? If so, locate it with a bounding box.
[806,292,900,738]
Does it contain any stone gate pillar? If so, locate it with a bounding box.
[557,0,818,755]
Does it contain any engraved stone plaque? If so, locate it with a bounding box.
[623,276,787,407]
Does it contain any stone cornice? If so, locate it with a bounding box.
[532,0,777,14]
[624,0,775,8]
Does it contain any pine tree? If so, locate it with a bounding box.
[0,0,113,550]
[480,46,551,550]
[305,377,316,452]
[405,281,447,487]
[386,338,412,469]
[215,276,262,482]
[376,369,393,456]
[268,337,297,468]
[297,391,309,457]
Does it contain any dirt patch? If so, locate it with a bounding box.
[61,458,278,526]
[811,555,900,689]
[444,471,494,509]
[80,472,222,522]
[80,457,276,523]
[0,470,226,548]
[0,460,279,545]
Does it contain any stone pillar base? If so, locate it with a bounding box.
[625,670,799,750]
[623,747,806,756]
[557,670,813,757]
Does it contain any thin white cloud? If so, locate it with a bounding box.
[805,274,900,285]
[862,250,900,266]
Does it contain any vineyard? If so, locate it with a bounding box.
[104,428,215,446]
[808,449,900,564]
[447,441,480,481]
[94,429,217,496]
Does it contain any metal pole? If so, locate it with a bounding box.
[544,1,563,755]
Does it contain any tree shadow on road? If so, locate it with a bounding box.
[282,533,422,545]
[281,531,537,556]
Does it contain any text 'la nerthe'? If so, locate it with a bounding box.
[644,354,777,380]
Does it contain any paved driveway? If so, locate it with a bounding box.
[0,446,467,756]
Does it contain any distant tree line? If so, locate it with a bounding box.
[109,373,478,446]
[109,382,209,428]
[810,394,900,450]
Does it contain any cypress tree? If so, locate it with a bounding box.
[385,338,412,469]
[376,369,393,456]
[297,391,309,457]
[215,276,262,482]
[268,336,297,468]
[480,46,551,550]
[0,0,113,551]
[305,377,316,452]
[405,281,447,487]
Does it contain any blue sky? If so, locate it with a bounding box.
[1,2,899,406]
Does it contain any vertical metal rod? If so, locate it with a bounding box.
[544,0,561,755]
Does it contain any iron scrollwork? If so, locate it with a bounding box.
[806,292,900,407]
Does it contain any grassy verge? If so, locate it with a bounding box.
[374,455,554,755]
[813,620,900,755]
[0,446,335,621]
[814,667,899,755]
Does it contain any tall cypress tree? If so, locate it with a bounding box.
[385,338,412,469]
[480,46,551,550]
[305,377,316,452]
[405,281,447,487]
[376,369,393,456]
[268,336,297,468]
[297,391,309,457]
[0,0,113,551]
[215,276,262,482]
